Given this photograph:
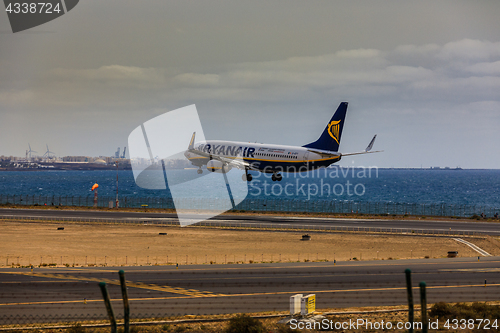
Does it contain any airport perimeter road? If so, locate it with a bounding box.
[1,208,500,235]
[1,257,500,324]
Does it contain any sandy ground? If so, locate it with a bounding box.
[2,220,499,267]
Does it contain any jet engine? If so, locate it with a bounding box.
[206,160,232,173]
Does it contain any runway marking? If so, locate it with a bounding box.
[1,283,498,307]
[223,283,500,298]
[440,268,500,272]
[0,280,75,283]
[0,272,224,298]
[0,270,491,285]
[137,272,428,283]
[453,238,491,256]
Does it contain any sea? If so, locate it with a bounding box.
[0,168,499,208]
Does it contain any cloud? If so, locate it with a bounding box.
[49,65,166,87]
[0,89,34,107]
[173,73,220,86]
[1,38,499,167]
[336,48,382,59]
[394,43,440,57]
[1,39,499,114]
[437,39,500,61]
[466,60,500,75]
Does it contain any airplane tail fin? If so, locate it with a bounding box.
[302,102,348,152]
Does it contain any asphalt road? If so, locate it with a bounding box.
[1,208,500,235]
[1,257,500,324]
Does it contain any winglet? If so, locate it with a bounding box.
[188,132,196,150]
[341,134,382,156]
[365,134,377,152]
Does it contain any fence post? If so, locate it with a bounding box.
[420,281,427,333]
[99,282,117,333]
[405,269,414,333]
[119,270,130,333]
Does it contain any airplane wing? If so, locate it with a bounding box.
[341,134,384,157]
[186,132,252,170]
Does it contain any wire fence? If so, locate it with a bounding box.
[2,248,471,268]
[0,268,498,327]
[1,194,499,218]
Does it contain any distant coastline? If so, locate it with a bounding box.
[0,162,132,171]
[377,167,463,171]
[1,165,498,172]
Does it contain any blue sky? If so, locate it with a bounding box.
[1,0,499,168]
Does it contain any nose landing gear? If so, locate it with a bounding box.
[271,173,282,181]
[197,168,203,174]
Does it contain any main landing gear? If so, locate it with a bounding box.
[271,173,282,181]
[242,170,253,182]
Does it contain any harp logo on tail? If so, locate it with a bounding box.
[327,120,341,144]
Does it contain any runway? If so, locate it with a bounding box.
[1,257,499,324]
[1,208,500,235]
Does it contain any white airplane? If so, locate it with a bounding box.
[184,102,381,182]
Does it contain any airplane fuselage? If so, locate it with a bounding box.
[185,140,341,173]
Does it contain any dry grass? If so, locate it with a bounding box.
[0,220,486,267]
